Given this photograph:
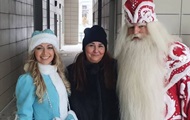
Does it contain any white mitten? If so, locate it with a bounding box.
[65,110,78,120]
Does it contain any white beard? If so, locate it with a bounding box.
[117,35,167,120]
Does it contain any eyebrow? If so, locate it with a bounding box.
[137,23,147,26]
[36,44,53,47]
[47,44,53,47]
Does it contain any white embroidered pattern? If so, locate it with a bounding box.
[165,42,190,119]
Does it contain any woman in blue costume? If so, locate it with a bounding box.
[15,29,77,120]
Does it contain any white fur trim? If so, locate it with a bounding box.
[38,63,68,119]
[50,72,68,119]
[29,33,59,53]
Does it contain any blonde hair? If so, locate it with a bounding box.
[24,48,70,103]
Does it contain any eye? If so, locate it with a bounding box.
[35,46,43,50]
[128,26,134,31]
[139,25,145,28]
[98,44,104,48]
[47,46,54,49]
[129,26,134,29]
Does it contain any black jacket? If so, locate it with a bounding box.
[67,59,119,120]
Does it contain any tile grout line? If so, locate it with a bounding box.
[0,97,16,114]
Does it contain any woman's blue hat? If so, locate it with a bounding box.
[28,29,58,53]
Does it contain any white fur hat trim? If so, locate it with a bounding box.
[28,33,59,53]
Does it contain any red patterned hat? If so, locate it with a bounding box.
[124,0,157,25]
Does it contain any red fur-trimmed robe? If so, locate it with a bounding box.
[165,41,190,120]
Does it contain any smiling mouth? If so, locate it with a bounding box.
[41,56,49,60]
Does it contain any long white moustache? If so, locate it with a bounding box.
[128,34,142,40]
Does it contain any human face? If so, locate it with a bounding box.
[34,43,55,65]
[85,42,105,63]
[127,23,149,40]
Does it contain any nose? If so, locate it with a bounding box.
[42,48,47,55]
[134,26,140,34]
[93,46,98,53]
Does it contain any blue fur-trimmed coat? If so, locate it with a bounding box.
[15,73,62,120]
[67,59,119,120]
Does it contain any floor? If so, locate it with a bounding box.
[60,43,82,67]
[0,44,82,120]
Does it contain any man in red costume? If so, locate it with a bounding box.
[114,0,190,120]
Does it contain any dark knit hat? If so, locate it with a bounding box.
[82,25,107,51]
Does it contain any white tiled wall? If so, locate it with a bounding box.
[155,0,190,46]
[182,1,190,14]
[157,15,181,35]
[181,15,190,34]
[64,0,79,44]
[154,0,181,14]
[0,0,33,111]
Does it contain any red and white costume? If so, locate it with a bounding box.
[165,41,190,120]
[123,0,190,119]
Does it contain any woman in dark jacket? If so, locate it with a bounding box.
[67,25,119,120]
